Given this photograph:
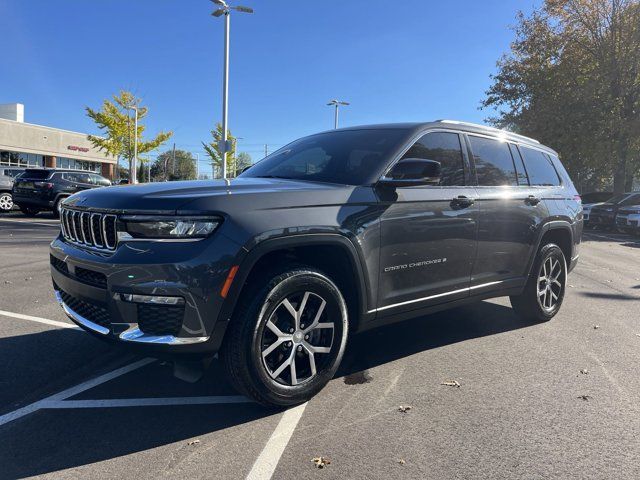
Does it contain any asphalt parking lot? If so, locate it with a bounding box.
[1,212,639,480]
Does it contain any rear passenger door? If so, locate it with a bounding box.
[467,135,548,289]
[377,130,478,315]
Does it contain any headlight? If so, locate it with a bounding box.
[119,216,222,240]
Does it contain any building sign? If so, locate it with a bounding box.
[67,145,90,152]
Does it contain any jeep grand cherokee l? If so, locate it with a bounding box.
[50,121,582,407]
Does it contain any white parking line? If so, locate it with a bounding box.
[0,358,154,427]
[0,219,59,227]
[41,395,252,409]
[246,402,308,480]
[0,309,79,330]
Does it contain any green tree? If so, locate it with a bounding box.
[202,123,237,178]
[482,0,640,192]
[233,152,253,175]
[86,90,173,183]
[151,149,197,181]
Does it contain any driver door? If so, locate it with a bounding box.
[376,130,478,316]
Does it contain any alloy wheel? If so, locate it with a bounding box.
[260,291,335,386]
[0,193,13,211]
[537,256,563,312]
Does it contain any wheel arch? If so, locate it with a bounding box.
[219,234,372,335]
[526,221,574,278]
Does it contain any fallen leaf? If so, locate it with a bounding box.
[24,277,32,281]
[441,380,461,388]
[312,457,331,469]
[568,284,575,288]
[577,395,592,401]
[593,325,600,330]
[580,369,589,375]
[3,280,12,285]
[397,459,406,465]
[398,405,412,413]
[635,334,640,338]
[187,439,201,446]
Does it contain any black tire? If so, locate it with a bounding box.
[510,243,567,323]
[0,192,13,213]
[19,206,40,217]
[221,267,349,407]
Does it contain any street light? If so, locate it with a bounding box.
[326,99,350,129]
[125,105,139,184]
[210,0,254,179]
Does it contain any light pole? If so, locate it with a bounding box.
[327,99,349,129]
[211,0,253,179]
[125,105,139,184]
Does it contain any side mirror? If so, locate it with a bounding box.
[379,158,441,187]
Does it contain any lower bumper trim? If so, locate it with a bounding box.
[54,290,209,345]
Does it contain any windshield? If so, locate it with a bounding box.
[240,129,409,185]
[606,193,629,204]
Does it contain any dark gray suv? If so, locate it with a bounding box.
[49,121,582,406]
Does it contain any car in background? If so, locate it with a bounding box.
[0,167,26,178]
[12,169,111,217]
[581,191,613,226]
[615,205,640,235]
[587,192,640,230]
[0,174,15,213]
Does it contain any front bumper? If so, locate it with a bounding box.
[616,214,640,231]
[50,231,243,356]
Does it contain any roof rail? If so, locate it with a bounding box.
[436,120,540,144]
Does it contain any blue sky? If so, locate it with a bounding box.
[1,0,540,163]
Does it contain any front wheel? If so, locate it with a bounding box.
[221,267,349,407]
[0,192,13,212]
[510,243,567,322]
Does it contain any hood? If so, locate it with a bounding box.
[62,177,360,214]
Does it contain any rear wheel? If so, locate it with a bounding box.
[221,267,349,407]
[19,206,40,217]
[510,243,567,322]
[0,192,13,213]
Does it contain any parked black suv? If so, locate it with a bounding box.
[0,174,15,213]
[50,121,582,406]
[13,169,111,217]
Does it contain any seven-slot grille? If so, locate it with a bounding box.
[60,208,117,251]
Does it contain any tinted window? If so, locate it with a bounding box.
[90,174,111,186]
[400,132,465,186]
[581,192,613,204]
[520,147,561,186]
[621,193,640,206]
[469,136,517,186]
[22,169,52,180]
[509,144,529,185]
[241,129,408,185]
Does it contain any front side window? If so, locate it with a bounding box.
[520,147,561,186]
[469,135,518,186]
[400,131,465,186]
[241,129,408,185]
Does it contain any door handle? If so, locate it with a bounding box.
[525,195,541,206]
[451,195,475,209]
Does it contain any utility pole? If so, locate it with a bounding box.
[172,143,176,177]
[196,153,200,180]
[125,105,139,183]
[210,0,254,179]
[326,99,350,129]
[264,144,268,158]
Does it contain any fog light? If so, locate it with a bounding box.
[119,293,185,305]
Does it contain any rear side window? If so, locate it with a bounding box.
[401,131,465,186]
[520,147,561,186]
[468,135,517,186]
[22,169,51,180]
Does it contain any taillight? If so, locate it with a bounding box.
[34,182,54,189]
[573,195,581,204]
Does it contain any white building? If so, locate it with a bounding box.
[0,103,116,179]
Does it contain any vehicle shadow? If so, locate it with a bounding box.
[1,301,537,478]
[581,230,640,248]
